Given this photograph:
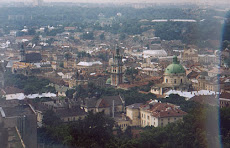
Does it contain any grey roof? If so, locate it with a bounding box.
[84,95,124,108]
[2,104,34,117]
[126,103,143,109]
[24,53,42,63]
[56,107,87,118]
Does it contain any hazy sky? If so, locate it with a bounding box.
[0,0,229,4]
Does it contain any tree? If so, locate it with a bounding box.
[64,53,72,61]
[119,33,126,41]
[66,89,75,99]
[59,62,64,68]
[71,112,115,147]
[42,110,61,126]
[81,32,94,40]
[125,67,138,84]
[99,33,105,40]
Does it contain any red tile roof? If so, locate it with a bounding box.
[141,102,187,118]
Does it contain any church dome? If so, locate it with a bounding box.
[106,78,111,85]
[164,56,185,74]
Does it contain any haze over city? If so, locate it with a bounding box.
[0,0,230,4]
[0,0,230,147]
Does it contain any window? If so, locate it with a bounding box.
[181,79,183,83]
[174,79,176,84]
[174,118,177,121]
[147,116,149,120]
[166,79,168,83]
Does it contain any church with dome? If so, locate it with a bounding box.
[151,56,191,95]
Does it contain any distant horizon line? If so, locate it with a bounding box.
[1,0,230,5]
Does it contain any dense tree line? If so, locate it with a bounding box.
[4,72,55,94]
[0,6,225,38]
[154,19,222,47]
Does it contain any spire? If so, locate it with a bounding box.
[116,46,120,55]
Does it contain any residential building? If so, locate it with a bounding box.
[126,103,142,126]
[182,48,198,63]
[219,92,230,108]
[139,100,187,127]
[81,95,125,117]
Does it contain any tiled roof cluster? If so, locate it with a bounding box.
[140,102,187,118]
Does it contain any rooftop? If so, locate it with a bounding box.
[140,102,187,118]
[1,104,34,117]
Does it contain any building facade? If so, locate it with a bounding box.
[126,100,187,128]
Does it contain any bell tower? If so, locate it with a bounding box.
[20,44,25,62]
[111,46,123,86]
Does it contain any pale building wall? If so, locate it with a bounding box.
[140,109,183,127]
[158,117,183,127]
[117,120,131,131]
[126,108,141,126]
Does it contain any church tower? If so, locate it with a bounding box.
[111,46,123,86]
[20,44,25,62]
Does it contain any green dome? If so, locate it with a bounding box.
[106,78,111,84]
[164,56,185,74]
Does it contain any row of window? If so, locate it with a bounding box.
[120,123,128,128]
[165,79,183,84]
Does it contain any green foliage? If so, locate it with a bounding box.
[97,53,109,61]
[158,94,197,112]
[125,67,138,83]
[77,51,91,58]
[119,33,126,40]
[65,89,75,99]
[71,112,115,147]
[154,20,222,46]
[139,81,154,92]
[64,53,72,61]
[4,72,53,95]
[38,112,115,147]
[43,110,62,126]
[99,33,105,40]
[220,107,230,147]
[59,62,64,68]
[81,32,94,40]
